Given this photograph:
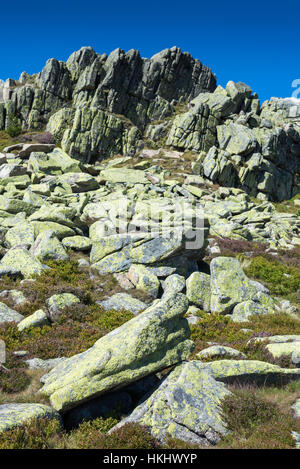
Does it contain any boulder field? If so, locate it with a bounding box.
[0,46,299,449]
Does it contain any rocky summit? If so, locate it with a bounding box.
[0,46,299,450]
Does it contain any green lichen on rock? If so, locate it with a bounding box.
[199,360,300,384]
[0,248,44,278]
[128,264,160,298]
[40,293,194,411]
[17,309,50,332]
[186,271,211,311]
[0,302,24,324]
[110,361,231,446]
[47,293,81,321]
[210,257,257,314]
[0,404,61,433]
[30,230,69,262]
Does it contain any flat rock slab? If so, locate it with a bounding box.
[98,293,147,315]
[100,168,148,184]
[0,403,61,433]
[110,361,231,446]
[40,293,193,412]
[199,360,300,385]
[0,302,24,324]
[196,345,246,359]
[25,357,66,370]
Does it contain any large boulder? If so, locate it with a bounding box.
[0,248,44,279]
[40,293,193,411]
[30,230,69,262]
[110,361,231,446]
[186,271,211,311]
[210,257,256,314]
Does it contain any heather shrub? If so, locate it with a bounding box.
[67,422,160,449]
[6,116,22,138]
[0,417,62,449]
[219,390,300,449]
[0,352,30,394]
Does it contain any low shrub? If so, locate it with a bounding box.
[219,390,300,449]
[0,352,30,394]
[67,422,160,449]
[245,256,300,297]
[0,417,62,449]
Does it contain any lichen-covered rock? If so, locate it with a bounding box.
[196,345,246,359]
[128,264,160,298]
[98,293,147,315]
[266,342,300,362]
[110,361,231,446]
[231,300,271,322]
[30,230,69,261]
[47,293,81,321]
[162,274,186,298]
[62,236,92,251]
[0,302,24,324]
[5,222,35,248]
[40,293,193,411]
[31,221,76,239]
[56,172,99,192]
[292,399,300,418]
[17,309,50,332]
[25,357,66,370]
[199,360,300,385]
[100,168,148,184]
[0,248,44,279]
[186,271,211,311]
[0,404,61,433]
[0,289,27,306]
[217,122,257,156]
[210,257,256,314]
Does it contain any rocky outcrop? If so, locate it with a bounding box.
[0,46,216,161]
[1,48,299,201]
[166,85,300,201]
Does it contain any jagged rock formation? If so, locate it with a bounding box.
[0,46,216,161]
[167,86,300,201]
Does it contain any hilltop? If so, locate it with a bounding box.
[0,47,299,450]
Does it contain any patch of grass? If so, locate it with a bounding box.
[0,369,50,406]
[190,311,252,348]
[273,193,300,215]
[0,304,134,360]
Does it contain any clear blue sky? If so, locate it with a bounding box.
[1,0,299,103]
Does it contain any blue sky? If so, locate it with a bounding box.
[1,0,299,103]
